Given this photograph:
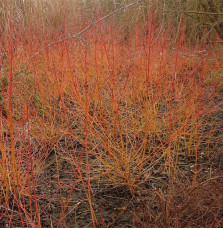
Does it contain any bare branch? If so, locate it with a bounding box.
[17,0,146,73]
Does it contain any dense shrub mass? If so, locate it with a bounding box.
[0,1,222,227]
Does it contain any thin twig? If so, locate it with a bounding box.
[17,0,146,73]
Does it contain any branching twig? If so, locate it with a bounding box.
[17,0,146,73]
